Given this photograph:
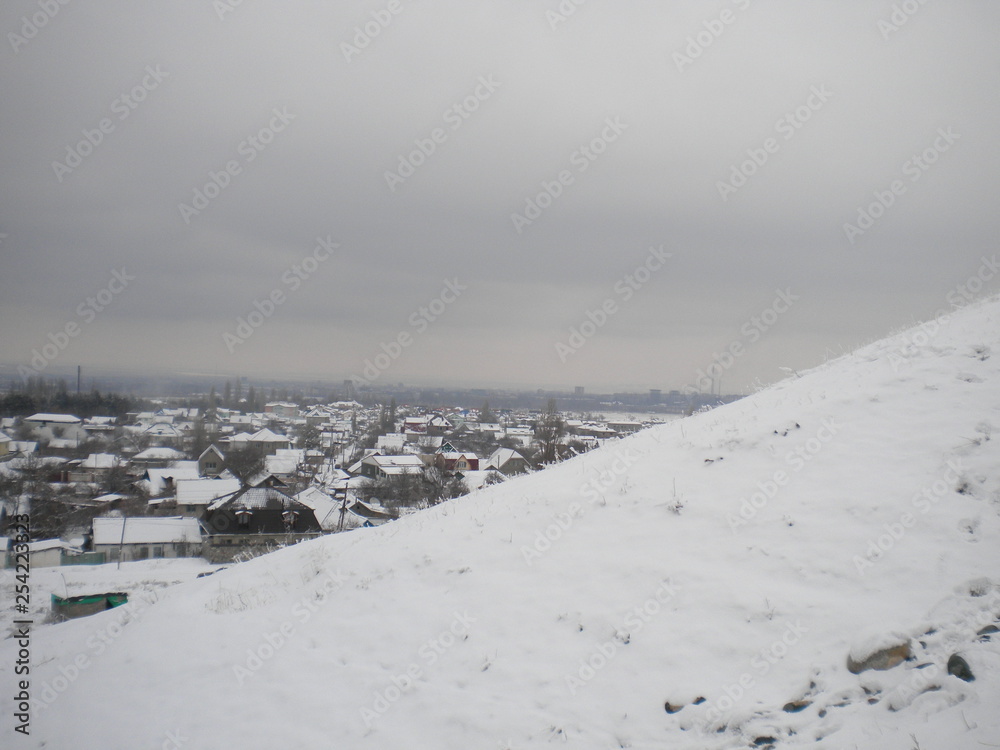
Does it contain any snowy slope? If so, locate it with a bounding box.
[5,297,1000,749]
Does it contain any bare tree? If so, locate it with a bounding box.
[224,446,266,487]
[534,398,565,465]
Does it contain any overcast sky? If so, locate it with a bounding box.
[1,0,998,394]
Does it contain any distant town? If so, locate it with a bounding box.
[0,373,739,568]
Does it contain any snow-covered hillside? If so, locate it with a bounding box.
[5,297,1000,749]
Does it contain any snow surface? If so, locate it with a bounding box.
[4,297,1000,748]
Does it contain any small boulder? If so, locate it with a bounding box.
[847,641,911,674]
[947,653,975,682]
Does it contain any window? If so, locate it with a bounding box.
[152,546,163,558]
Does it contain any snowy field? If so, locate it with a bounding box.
[3,297,1000,748]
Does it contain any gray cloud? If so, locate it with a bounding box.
[1,0,998,392]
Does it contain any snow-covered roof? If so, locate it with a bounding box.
[199,444,225,460]
[27,538,82,553]
[25,413,81,424]
[485,448,526,469]
[92,516,203,546]
[0,430,10,443]
[294,487,341,531]
[265,456,299,475]
[48,438,80,450]
[207,486,303,512]
[175,478,242,505]
[250,428,290,443]
[143,423,181,436]
[91,493,126,504]
[143,466,201,495]
[81,453,120,470]
[133,447,187,461]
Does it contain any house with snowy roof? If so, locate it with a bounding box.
[264,402,300,418]
[198,444,225,477]
[484,447,530,476]
[202,485,322,562]
[67,453,121,484]
[348,453,425,480]
[142,465,202,497]
[142,422,184,448]
[149,477,241,518]
[130,446,188,470]
[91,516,203,562]
[26,538,85,568]
[226,428,291,455]
[433,451,480,473]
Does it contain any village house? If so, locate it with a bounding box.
[142,465,202,497]
[348,453,425,480]
[24,412,87,443]
[198,444,226,477]
[202,486,322,563]
[149,477,241,518]
[433,451,480,473]
[91,516,204,562]
[26,538,85,568]
[67,453,121,484]
[484,447,530,476]
[129,446,188,470]
[264,402,300,418]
